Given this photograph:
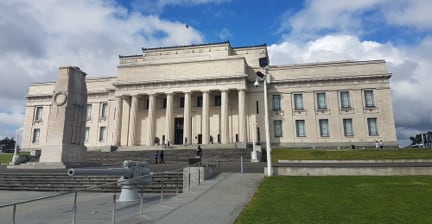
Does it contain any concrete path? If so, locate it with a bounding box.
[0,173,263,224]
[121,173,263,224]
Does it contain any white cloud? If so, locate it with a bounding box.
[268,34,432,144]
[281,0,432,40]
[0,0,204,138]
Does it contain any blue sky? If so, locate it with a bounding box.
[1,0,432,146]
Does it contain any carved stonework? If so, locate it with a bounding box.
[39,66,88,165]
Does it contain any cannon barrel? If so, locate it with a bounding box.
[67,168,133,177]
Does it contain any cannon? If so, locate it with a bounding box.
[67,160,152,202]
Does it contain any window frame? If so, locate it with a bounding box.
[35,106,43,121]
[316,92,327,110]
[319,119,330,137]
[364,90,375,108]
[272,95,281,111]
[343,118,354,136]
[293,93,304,110]
[273,120,283,137]
[101,102,108,119]
[340,91,351,109]
[295,120,306,137]
[32,128,40,144]
[367,118,378,136]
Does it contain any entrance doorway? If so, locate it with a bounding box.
[174,118,184,145]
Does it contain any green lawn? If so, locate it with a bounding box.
[236,176,432,224]
[0,153,13,164]
[271,148,432,162]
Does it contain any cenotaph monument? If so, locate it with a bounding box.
[38,66,88,167]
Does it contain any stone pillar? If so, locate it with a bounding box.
[39,66,87,165]
[112,96,123,146]
[238,89,246,142]
[221,90,229,144]
[128,95,138,146]
[147,94,155,145]
[183,92,191,145]
[165,93,174,145]
[120,96,131,146]
[202,91,210,144]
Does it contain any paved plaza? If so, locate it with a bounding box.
[0,172,263,224]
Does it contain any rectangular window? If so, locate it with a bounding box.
[343,119,354,136]
[364,90,375,107]
[197,96,203,107]
[101,102,108,118]
[293,93,304,110]
[214,95,221,107]
[319,119,329,137]
[162,97,167,109]
[85,127,90,143]
[32,128,40,143]
[146,98,149,110]
[256,101,259,114]
[86,104,92,120]
[273,120,283,137]
[295,120,306,137]
[179,97,184,108]
[367,118,378,136]
[340,91,351,109]
[316,92,327,109]
[35,106,43,121]
[99,126,106,142]
[272,95,281,111]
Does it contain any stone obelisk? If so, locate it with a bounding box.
[39,66,87,167]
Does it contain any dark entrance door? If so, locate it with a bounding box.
[174,118,184,145]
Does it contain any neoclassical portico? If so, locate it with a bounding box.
[21,42,398,151]
[112,87,247,146]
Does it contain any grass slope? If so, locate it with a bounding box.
[236,176,432,224]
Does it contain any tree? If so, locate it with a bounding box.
[0,137,16,151]
[410,131,432,145]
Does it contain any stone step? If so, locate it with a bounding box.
[0,172,183,193]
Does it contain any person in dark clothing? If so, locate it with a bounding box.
[154,151,159,164]
[196,145,202,159]
[159,150,165,164]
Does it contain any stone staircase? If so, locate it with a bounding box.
[0,145,253,193]
[86,145,251,166]
[0,172,183,193]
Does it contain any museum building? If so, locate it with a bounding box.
[21,41,398,151]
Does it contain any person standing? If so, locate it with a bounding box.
[196,145,203,159]
[375,141,379,149]
[379,140,384,149]
[154,150,159,164]
[159,150,165,164]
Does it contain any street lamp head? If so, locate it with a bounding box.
[254,79,260,87]
[256,71,265,79]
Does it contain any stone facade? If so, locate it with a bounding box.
[21,42,398,151]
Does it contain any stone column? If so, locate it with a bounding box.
[202,91,210,144]
[147,94,155,145]
[112,96,123,146]
[183,92,191,145]
[120,96,131,146]
[165,93,173,145]
[221,90,229,143]
[128,95,138,146]
[238,89,246,142]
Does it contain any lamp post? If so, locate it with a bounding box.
[11,128,23,165]
[255,68,272,176]
[250,122,258,162]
